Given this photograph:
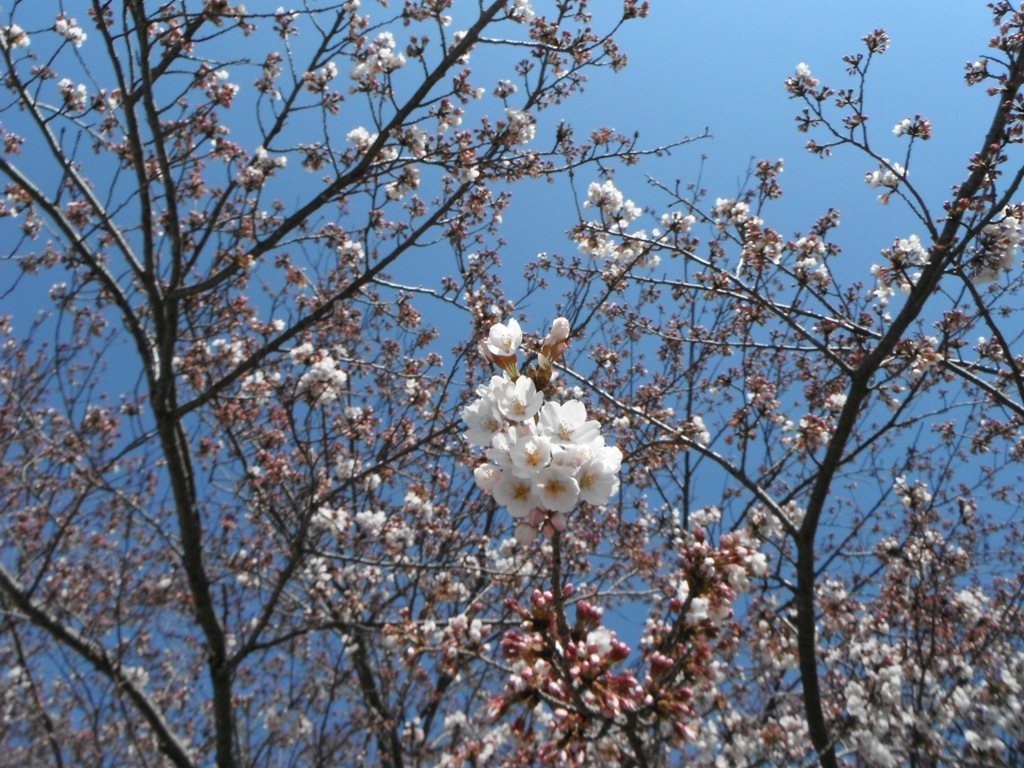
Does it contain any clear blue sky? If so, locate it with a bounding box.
[501,2,999,282]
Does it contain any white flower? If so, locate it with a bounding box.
[461,396,504,446]
[486,317,523,357]
[314,506,349,534]
[356,509,387,534]
[713,198,750,225]
[504,108,535,145]
[462,319,623,535]
[576,446,623,505]
[495,376,544,422]
[296,354,348,404]
[587,180,623,214]
[346,126,377,152]
[374,31,406,72]
[675,579,690,603]
[541,317,570,347]
[473,463,502,493]
[689,415,711,447]
[492,471,540,518]
[537,400,600,444]
[510,0,535,23]
[485,428,518,470]
[335,457,359,480]
[337,239,364,260]
[319,61,338,81]
[826,393,848,411]
[55,15,87,47]
[785,62,818,96]
[350,31,406,85]
[536,466,579,513]
[971,207,1023,283]
[547,442,581,473]
[58,79,88,112]
[660,210,696,233]
[385,165,420,201]
[289,342,315,363]
[687,597,710,623]
[586,179,641,224]
[509,432,552,477]
[1,24,30,49]
[865,160,905,189]
[585,627,613,657]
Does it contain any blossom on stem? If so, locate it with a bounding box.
[785,62,819,96]
[576,448,623,505]
[537,400,601,445]
[892,115,932,140]
[541,316,570,348]
[865,160,905,203]
[461,316,622,541]
[536,466,579,512]
[495,376,544,422]
[492,471,540,518]
[509,432,552,477]
[486,317,523,357]
[969,206,1023,284]
[0,24,30,48]
[55,15,87,47]
[461,396,504,446]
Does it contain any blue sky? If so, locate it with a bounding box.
[1,4,999,324]
[500,2,1000,282]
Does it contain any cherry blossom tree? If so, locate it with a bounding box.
[4,1,1024,767]
[0,2,664,765]
[517,11,1024,766]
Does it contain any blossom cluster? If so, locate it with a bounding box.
[503,107,536,146]
[970,205,1023,284]
[289,342,348,404]
[0,24,30,49]
[892,115,932,140]
[493,585,641,761]
[575,179,691,269]
[57,79,87,112]
[784,62,820,97]
[55,15,87,47]
[462,317,622,543]
[586,179,642,223]
[489,508,770,760]
[812,500,1024,765]
[238,145,287,191]
[870,233,931,307]
[509,0,536,24]
[350,31,407,86]
[865,159,906,203]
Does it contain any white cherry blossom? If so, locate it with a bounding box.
[536,466,579,513]
[492,471,540,518]
[462,317,622,538]
[576,448,623,505]
[495,376,543,422]
[537,399,600,444]
[461,397,503,446]
[509,433,552,478]
[486,317,522,357]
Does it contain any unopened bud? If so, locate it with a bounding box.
[542,317,570,347]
